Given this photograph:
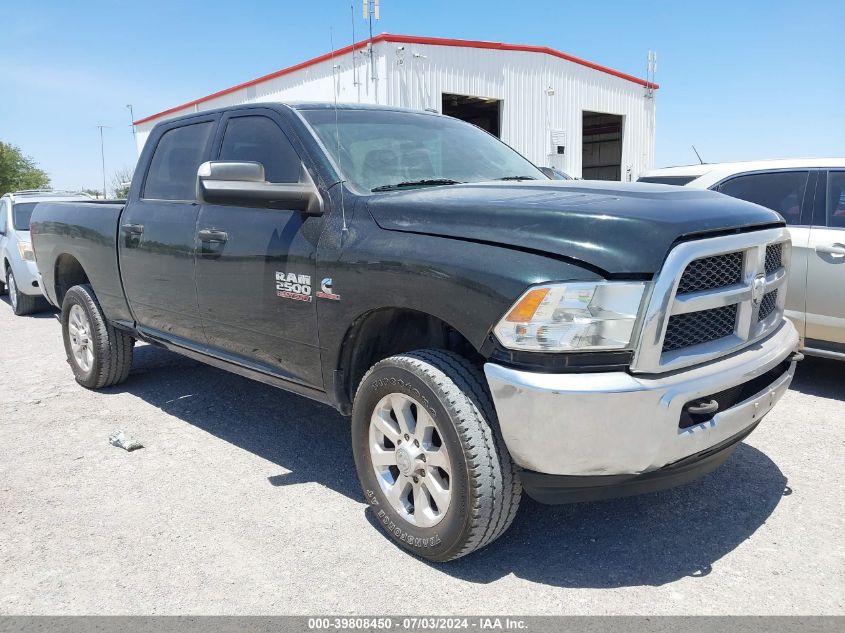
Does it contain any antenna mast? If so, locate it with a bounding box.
[645,50,657,99]
[363,0,380,100]
[329,28,349,234]
[351,4,360,102]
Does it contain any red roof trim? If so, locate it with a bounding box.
[133,33,658,126]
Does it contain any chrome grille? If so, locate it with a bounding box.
[676,251,743,294]
[663,305,738,352]
[632,228,791,374]
[765,243,782,275]
[758,289,778,322]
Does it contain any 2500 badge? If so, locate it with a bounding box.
[276,272,312,302]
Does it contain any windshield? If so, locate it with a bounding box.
[301,109,546,193]
[12,202,38,231]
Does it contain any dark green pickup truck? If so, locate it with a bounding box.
[31,103,800,561]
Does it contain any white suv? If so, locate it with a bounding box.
[640,159,845,359]
[0,190,91,315]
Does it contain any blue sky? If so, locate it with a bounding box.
[2,0,842,191]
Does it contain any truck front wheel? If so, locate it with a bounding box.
[351,350,521,561]
[61,284,134,389]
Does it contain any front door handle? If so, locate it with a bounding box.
[121,223,144,235]
[198,229,228,243]
[815,243,845,257]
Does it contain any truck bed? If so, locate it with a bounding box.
[30,201,132,324]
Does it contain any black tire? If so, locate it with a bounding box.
[61,284,134,389]
[6,267,40,316]
[352,349,521,562]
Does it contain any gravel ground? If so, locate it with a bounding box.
[0,298,842,615]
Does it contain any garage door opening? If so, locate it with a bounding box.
[442,94,501,137]
[582,112,623,181]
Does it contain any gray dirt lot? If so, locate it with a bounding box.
[0,299,842,616]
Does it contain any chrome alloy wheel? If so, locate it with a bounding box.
[369,393,452,528]
[68,304,94,373]
[7,271,17,310]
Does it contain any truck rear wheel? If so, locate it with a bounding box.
[6,267,40,316]
[61,284,134,389]
[351,350,521,561]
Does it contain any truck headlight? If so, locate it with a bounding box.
[493,282,647,352]
[17,241,35,262]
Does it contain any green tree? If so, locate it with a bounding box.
[0,142,50,195]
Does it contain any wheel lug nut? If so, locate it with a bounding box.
[413,476,418,483]
[414,439,419,447]
[404,434,410,440]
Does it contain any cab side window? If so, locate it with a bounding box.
[218,116,301,184]
[717,171,809,226]
[143,122,214,201]
[827,171,845,229]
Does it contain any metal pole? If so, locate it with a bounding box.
[126,104,136,142]
[97,125,108,199]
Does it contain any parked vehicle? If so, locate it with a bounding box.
[0,190,90,315]
[640,159,845,360]
[31,104,800,561]
[539,166,573,180]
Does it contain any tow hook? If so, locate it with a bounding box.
[788,351,805,362]
[685,399,719,415]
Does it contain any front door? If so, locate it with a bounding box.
[193,111,325,389]
[118,118,216,343]
[805,170,845,348]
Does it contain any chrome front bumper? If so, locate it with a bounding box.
[484,319,799,477]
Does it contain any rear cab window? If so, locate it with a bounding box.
[143,122,214,201]
[716,171,810,225]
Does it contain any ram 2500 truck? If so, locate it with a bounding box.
[31,103,801,561]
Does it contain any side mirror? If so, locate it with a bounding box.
[196,161,323,215]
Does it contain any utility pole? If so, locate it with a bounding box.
[126,104,136,143]
[96,125,110,199]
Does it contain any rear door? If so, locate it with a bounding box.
[715,169,812,338]
[118,117,216,343]
[805,170,845,348]
[193,110,325,388]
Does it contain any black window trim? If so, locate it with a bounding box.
[139,115,219,203]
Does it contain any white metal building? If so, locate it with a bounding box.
[133,34,658,181]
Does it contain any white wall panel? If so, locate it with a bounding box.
[133,41,655,179]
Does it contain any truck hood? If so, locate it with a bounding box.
[366,181,783,275]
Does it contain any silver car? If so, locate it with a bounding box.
[640,159,845,360]
[0,190,91,315]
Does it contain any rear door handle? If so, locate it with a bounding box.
[815,243,845,256]
[121,223,144,235]
[198,229,228,243]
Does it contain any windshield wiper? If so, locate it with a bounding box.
[493,176,538,181]
[371,179,463,192]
